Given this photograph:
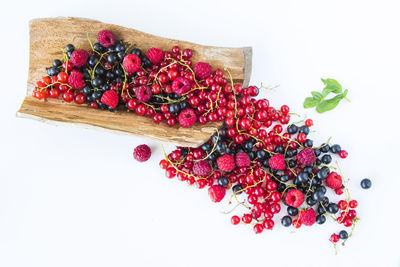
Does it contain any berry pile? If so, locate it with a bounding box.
[159,94,360,246]
[32,29,246,128]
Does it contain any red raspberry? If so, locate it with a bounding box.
[217,154,235,172]
[235,152,250,168]
[296,147,316,165]
[123,54,141,73]
[146,47,164,64]
[135,85,152,102]
[192,160,211,177]
[326,171,343,189]
[70,49,88,67]
[178,108,197,128]
[67,70,85,89]
[193,62,212,80]
[299,208,316,226]
[101,90,119,109]
[208,185,226,203]
[284,189,304,207]
[172,77,191,95]
[133,144,151,162]
[269,153,286,170]
[97,30,115,48]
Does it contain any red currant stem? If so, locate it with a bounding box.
[333,243,338,255]
[314,137,333,149]
[305,173,316,199]
[269,171,296,188]
[342,218,359,246]
[86,33,101,56]
[259,83,279,91]
[319,201,338,221]
[275,132,304,149]
[221,201,246,214]
[124,43,135,54]
[288,112,301,117]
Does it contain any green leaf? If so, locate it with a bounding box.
[316,89,348,113]
[321,78,342,97]
[311,91,323,101]
[304,96,321,108]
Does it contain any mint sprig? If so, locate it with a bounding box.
[304,78,350,113]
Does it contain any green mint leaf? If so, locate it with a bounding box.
[321,78,342,97]
[316,89,348,113]
[304,96,322,108]
[311,91,323,101]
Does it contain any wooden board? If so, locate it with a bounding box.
[16,17,252,147]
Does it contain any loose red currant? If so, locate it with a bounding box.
[330,234,340,243]
[349,200,358,208]
[242,214,253,224]
[338,200,348,210]
[231,215,240,225]
[253,224,264,234]
[305,119,313,127]
[159,159,169,169]
[339,150,348,158]
[62,91,74,102]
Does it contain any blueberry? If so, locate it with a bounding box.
[244,142,253,152]
[281,216,292,227]
[316,185,327,194]
[107,52,119,64]
[93,43,105,53]
[256,149,267,160]
[53,59,62,67]
[91,91,103,101]
[315,158,322,166]
[218,176,229,187]
[306,196,317,206]
[361,178,372,189]
[83,86,93,95]
[297,172,309,183]
[101,84,110,91]
[321,154,332,164]
[320,143,330,153]
[98,102,107,110]
[232,184,243,195]
[280,175,289,182]
[88,55,99,67]
[317,205,326,214]
[201,142,212,151]
[305,139,313,147]
[106,71,116,80]
[94,66,106,77]
[274,146,284,154]
[92,77,104,87]
[115,43,126,52]
[312,190,325,201]
[248,151,256,161]
[216,142,227,154]
[299,126,310,135]
[321,196,330,206]
[316,167,329,179]
[330,144,341,154]
[327,203,339,214]
[286,149,294,157]
[287,124,298,134]
[314,149,321,157]
[47,66,60,76]
[288,159,296,168]
[277,183,286,192]
[262,159,269,168]
[180,101,188,110]
[316,215,326,224]
[339,230,348,239]
[303,166,313,173]
[287,206,299,216]
[169,103,180,113]
[65,44,74,52]
[142,56,153,68]
[130,48,143,57]
[114,67,124,77]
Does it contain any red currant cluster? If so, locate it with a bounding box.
[159,89,358,246]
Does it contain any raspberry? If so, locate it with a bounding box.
[97,30,115,48]
[146,47,164,64]
[208,185,226,203]
[193,62,212,80]
[269,153,286,170]
[192,160,211,177]
[235,152,250,168]
[135,85,152,102]
[326,171,343,189]
[296,147,316,165]
[67,70,85,89]
[299,208,316,226]
[178,108,197,128]
[217,154,235,172]
[101,90,119,109]
[172,77,191,95]
[133,144,151,162]
[284,189,304,207]
[70,49,88,67]
[123,54,141,73]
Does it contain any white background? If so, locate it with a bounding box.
[1,0,399,266]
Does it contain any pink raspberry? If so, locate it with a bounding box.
[217,154,235,172]
[235,152,251,168]
[300,208,316,226]
[178,108,197,128]
[172,77,191,95]
[326,172,343,189]
[192,160,211,177]
[97,30,115,48]
[193,62,212,80]
[123,54,141,73]
[133,144,151,162]
[67,70,85,89]
[296,147,316,165]
[101,90,119,109]
[284,189,304,208]
[70,49,89,67]
[208,185,226,203]
[135,85,152,102]
[269,154,286,170]
[146,47,164,64]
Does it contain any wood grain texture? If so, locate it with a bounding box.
[17,17,252,147]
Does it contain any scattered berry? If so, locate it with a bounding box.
[296,147,316,165]
[70,49,88,67]
[146,47,164,64]
[217,154,235,172]
[192,160,211,177]
[67,70,85,89]
[178,108,197,128]
[135,85,152,102]
[326,172,343,189]
[101,90,119,109]
[269,153,286,170]
[284,189,304,208]
[193,62,212,80]
[361,178,372,189]
[208,185,226,202]
[123,54,141,72]
[172,77,191,95]
[133,144,151,162]
[97,30,115,47]
[235,152,251,168]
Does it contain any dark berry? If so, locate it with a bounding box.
[330,144,341,153]
[115,43,126,52]
[281,216,292,227]
[218,176,229,187]
[339,230,348,239]
[361,178,372,189]
[92,77,104,87]
[201,142,212,151]
[93,43,105,53]
[274,146,284,154]
[107,52,119,64]
[288,159,296,168]
[314,149,321,157]
[317,205,326,214]
[256,149,267,160]
[312,190,325,201]
[232,184,243,195]
[316,167,329,180]
[304,139,313,147]
[88,55,99,67]
[65,44,75,52]
[316,214,326,224]
[299,126,309,135]
[130,48,143,57]
[47,66,60,76]
[327,203,339,214]
[287,206,298,216]
[321,154,332,164]
[280,175,289,182]
[53,59,62,67]
[306,196,317,206]
[287,124,298,134]
[320,143,330,153]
